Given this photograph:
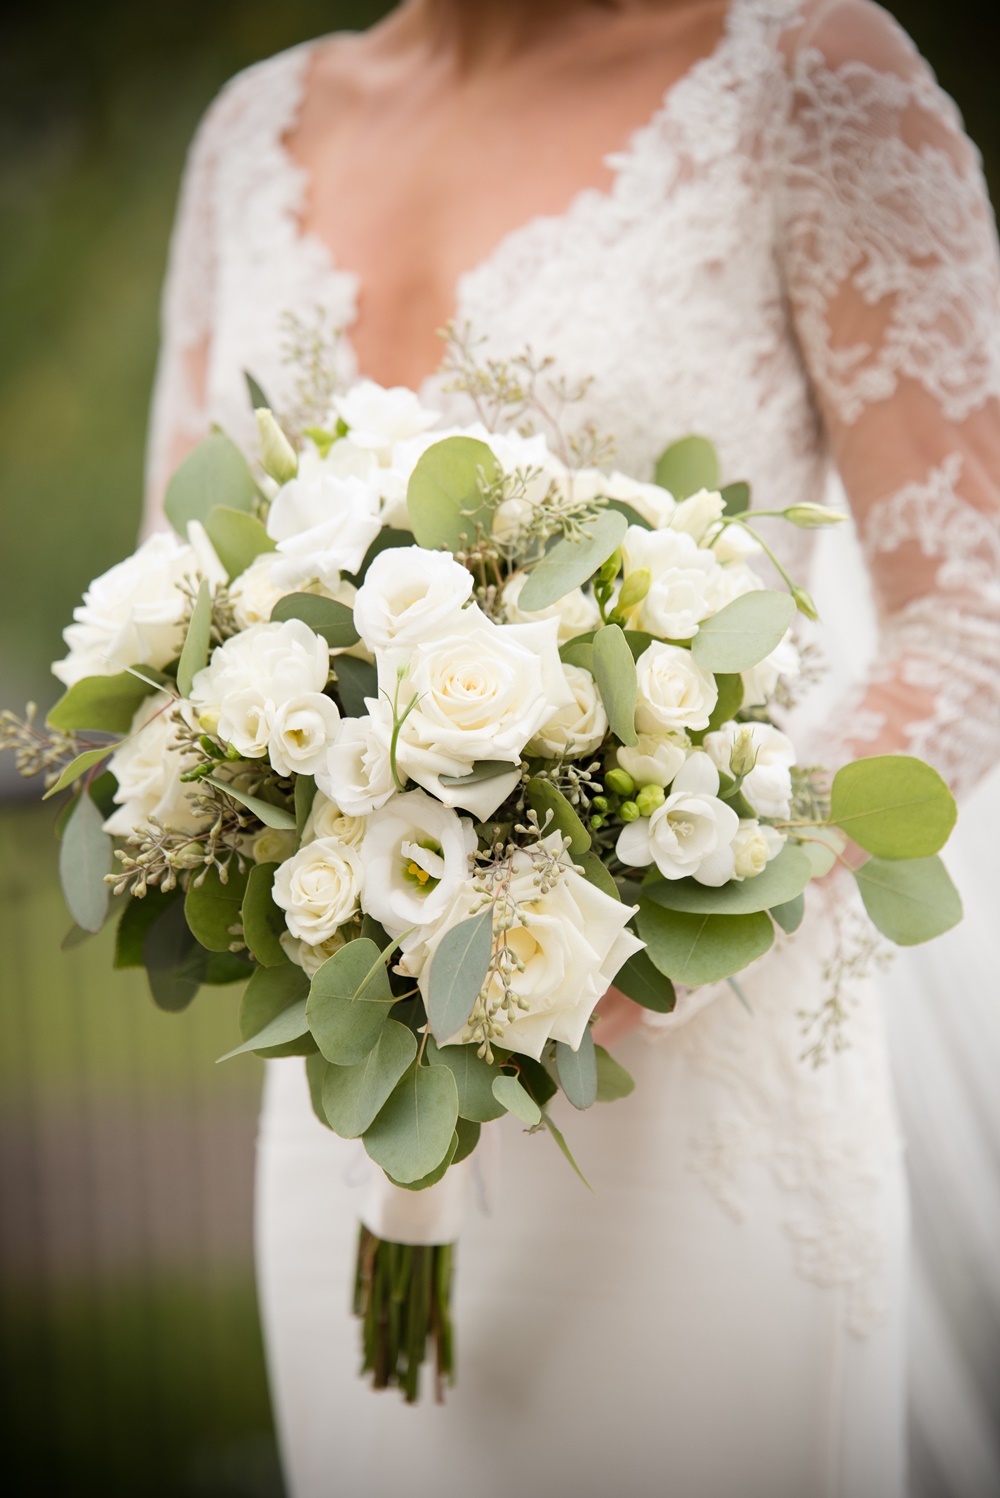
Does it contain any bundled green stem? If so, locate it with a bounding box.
[353,1227,455,1403]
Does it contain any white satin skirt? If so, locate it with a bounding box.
[255,907,908,1498]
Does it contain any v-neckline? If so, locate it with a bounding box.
[276,0,744,394]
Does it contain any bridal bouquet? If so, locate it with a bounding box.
[3,361,962,1402]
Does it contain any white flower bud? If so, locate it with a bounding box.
[256,408,298,485]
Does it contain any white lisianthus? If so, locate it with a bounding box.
[190,618,331,758]
[616,731,689,789]
[267,692,341,777]
[399,836,643,1060]
[634,641,718,734]
[616,751,739,885]
[740,630,801,708]
[302,790,366,849]
[267,466,382,590]
[53,532,209,686]
[228,553,294,629]
[251,827,300,865]
[390,615,573,819]
[731,819,785,880]
[667,488,726,543]
[280,927,349,977]
[359,790,477,939]
[353,546,474,653]
[620,525,722,639]
[703,719,797,819]
[333,380,440,451]
[571,469,677,529]
[272,837,363,945]
[316,708,396,817]
[103,693,206,836]
[704,560,763,615]
[709,521,762,565]
[499,571,601,641]
[527,665,608,758]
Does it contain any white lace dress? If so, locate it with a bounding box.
[144,3,1000,1494]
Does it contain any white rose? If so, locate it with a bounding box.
[353,545,474,653]
[499,571,601,642]
[334,380,440,450]
[267,468,382,590]
[731,819,785,880]
[303,790,366,849]
[103,693,207,835]
[267,691,341,777]
[635,641,718,734]
[399,836,643,1060]
[485,429,567,542]
[704,560,763,615]
[703,719,797,819]
[251,827,300,864]
[228,553,294,629]
[667,488,726,543]
[359,790,477,940]
[190,619,330,759]
[740,629,801,708]
[527,665,608,758]
[709,522,762,565]
[621,525,722,640]
[616,732,688,789]
[272,837,363,944]
[280,926,349,977]
[571,469,677,529]
[53,532,205,687]
[316,709,396,817]
[391,615,573,819]
[616,752,739,886]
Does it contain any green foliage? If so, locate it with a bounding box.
[235,962,311,1059]
[771,893,805,934]
[637,900,774,985]
[425,1039,506,1122]
[202,506,274,581]
[427,909,493,1043]
[491,1073,541,1126]
[406,436,499,551]
[829,755,957,858]
[141,897,206,1012]
[720,481,751,516]
[594,1044,636,1102]
[241,861,287,966]
[654,435,719,498]
[592,623,638,747]
[294,773,317,838]
[387,1130,460,1191]
[542,1111,591,1188]
[690,590,796,673]
[526,777,591,854]
[184,860,249,952]
[59,790,112,933]
[554,1028,597,1110]
[203,773,296,829]
[697,672,744,740]
[163,432,257,535]
[452,1116,482,1163]
[363,1063,460,1184]
[798,827,846,877]
[854,855,963,945]
[47,671,158,733]
[42,745,113,800]
[573,850,621,900]
[175,579,211,696]
[438,759,517,788]
[321,1020,418,1136]
[218,997,309,1061]
[334,655,378,716]
[642,844,813,915]
[270,592,360,648]
[612,944,676,1011]
[518,509,627,611]
[114,884,182,968]
[343,527,416,587]
[306,938,395,1063]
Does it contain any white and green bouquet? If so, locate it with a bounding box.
[3,350,962,1402]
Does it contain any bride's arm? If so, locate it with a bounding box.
[777,0,1000,793]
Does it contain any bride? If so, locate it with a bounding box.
[144,1,1000,1493]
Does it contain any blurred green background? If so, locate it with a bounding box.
[0,2,995,1493]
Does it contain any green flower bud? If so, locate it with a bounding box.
[591,795,610,813]
[590,814,605,831]
[598,547,623,584]
[605,767,636,797]
[619,800,641,823]
[256,407,298,485]
[782,503,847,528]
[617,568,652,610]
[635,782,666,816]
[728,726,758,779]
[791,585,819,621]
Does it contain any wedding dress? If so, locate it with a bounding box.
[143,2,1000,1494]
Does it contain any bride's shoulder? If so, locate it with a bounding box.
[773,0,932,74]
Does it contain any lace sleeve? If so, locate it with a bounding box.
[777,0,1000,794]
[142,95,224,532]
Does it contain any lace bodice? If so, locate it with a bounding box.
[145,0,1000,1328]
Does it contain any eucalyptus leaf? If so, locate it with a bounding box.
[176,580,212,696]
[611,944,676,1012]
[526,778,591,854]
[542,1112,591,1189]
[311,938,395,1005]
[334,655,378,717]
[184,861,249,953]
[43,746,113,800]
[518,510,627,612]
[202,949,255,986]
[720,481,751,516]
[307,984,389,1065]
[142,899,204,1012]
[573,851,621,901]
[164,431,257,535]
[554,1028,598,1110]
[558,639,594,672]
[452,1116,482,1164]
[642,844,813,916]
[854,855,963,945]
[592,623,638,747]
[321,1020,418,1136]
[654,435,719,499]
[406,436,499,551]
[270,592,359,648]
[237,962,311,1059]
[294,775,318,839]
[386,1131,460,1191]
[115,885,183,968]
[491,1074,542,1127]
[342,527,415,587]
[637,900,774,986]
[830,755,957,858]
[594,1045,636,1103]
[203,506,274,581]
[798,828,846,878]
[771,893,805,934]
[48,672,158,734]
[695,673,744,741]
[242,862,288,967]
[204,775,296,829]
[59,791,111,933]
[690,590,796,674]
[306,1052,333,1130]
[218,998,309,1061]
[427,909,493,1043]
[514,1054,558,1110]
[425,1039,507,1122]
[363,1063,460,1184]
[603,498,651,529]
